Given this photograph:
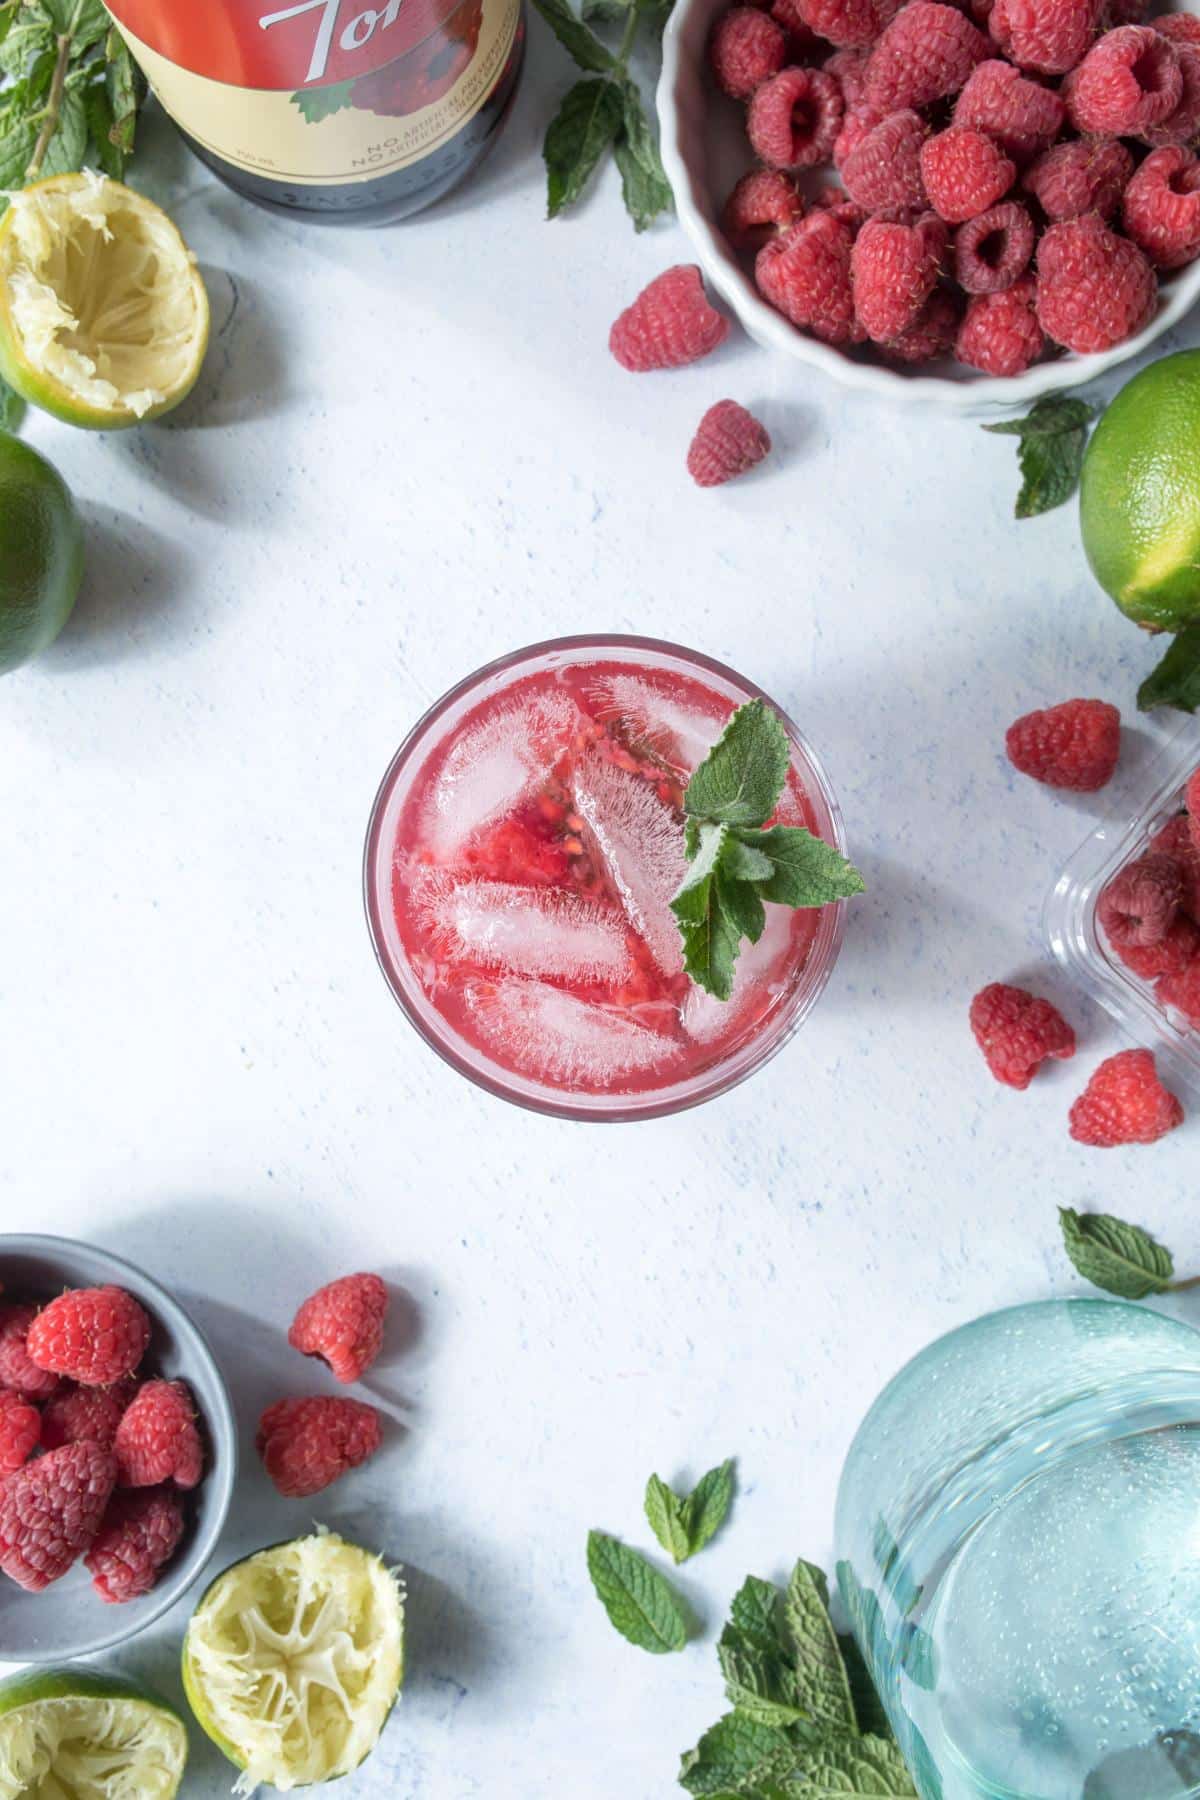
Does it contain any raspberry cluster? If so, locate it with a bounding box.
[1097,772,1200,1046]
[706,0,1198,372]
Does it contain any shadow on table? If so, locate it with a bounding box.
[41,505,196,671]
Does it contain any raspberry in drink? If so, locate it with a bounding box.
[102,0,524,222]
[365,638,851,1120]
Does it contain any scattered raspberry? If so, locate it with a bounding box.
[0,1304,60,1400]
[1068,1047,1183,1146]
[920,124,1016,221]
[841,109,929,209]
[256,1396,382,1498]
[953,58,1066,161]
[1151,812,1200,917]
[797,0,881,46]
[825,43,872,105]
[1036,213,1157,353]
[1098,852,1184,947]
[1005,697,1121,791]
[609,266,730,372]
[956,273,1044,371]
[1155,11,1200,47]
[0,1389,40,1475]
[884,285,962,359]
[84,1486,185,1604]
[866,2,991,110]
[756,209,861,340]
[748,65,845,168]
[1021,136,1134,221]
[288,1271,389,1384]
[722,169,805,251]
[989,0,1100,74]
[114,1379,203,1489]
[970,982,1077,1089]
[1122,145,1200,269]
[0,1442,116,1591]
[709,6,789,98]
[1112,913,1200,980]
[852,211,947,341]
[1158,955,1200,1024]
[954,199,1035,290]
[40,1376,137,1452]
[1063,26,1182,134]
[27,1285,151,1388]
[686,399,772,486]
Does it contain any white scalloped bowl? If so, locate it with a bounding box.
[657,0,1200,414]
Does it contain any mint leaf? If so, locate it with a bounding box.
[544,76,623,217]
[839,1633,895,1742]
[645,1474,691,1565]
[1138,625,1200,715]
[684,698,790,829]
[1059,1207,1175,1300]
[737,825,867,908]
[291,78,354,122]
[645,1458,735,1564]
[0,373,23,431]
[0,111,35,185]
[789,1733,918,1797]
[586,1529,690,1654]
[718,1576,810,1728]
[582,0,629,18]
[37,79,85,174]
[784,1559,858,1736]
[679,1713,796,1796]
[530,0,619,73]
[871,1520,922,1617]
[672,823,744,1001]
[104,27,144,157]
[613,81,672,230]
[983,395,1096,519]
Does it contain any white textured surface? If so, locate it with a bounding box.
[1,33,1199,1797]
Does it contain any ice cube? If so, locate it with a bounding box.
[422,694,578,861]
[571,750,689,977]
[586,674,726,773]
[681,901,804,1043]
[422,878,632,984]
[465,978,680,1085]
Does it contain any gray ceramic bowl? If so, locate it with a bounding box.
[0,1234,236,1662]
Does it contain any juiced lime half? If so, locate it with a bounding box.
[182,1530,405,1794]
[0,1664,187,1798]
[0,172,209,430]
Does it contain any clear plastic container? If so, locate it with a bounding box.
[1044,719,1200,1099]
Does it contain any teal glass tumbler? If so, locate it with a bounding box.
[834,1300,1200,1800]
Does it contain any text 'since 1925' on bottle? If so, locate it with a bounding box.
[102,0,526,222]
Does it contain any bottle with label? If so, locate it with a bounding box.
[102,0,525,223]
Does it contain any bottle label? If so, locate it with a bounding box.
[104,0,519,186]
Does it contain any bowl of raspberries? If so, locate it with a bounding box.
[658,0,1200,404]
[0,1234,235,1660]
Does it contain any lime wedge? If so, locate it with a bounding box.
[0,172,209,430]
[182,1530,405,1794]
[0,1664,187,1798]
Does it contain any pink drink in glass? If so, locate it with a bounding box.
[365,637,850,1120]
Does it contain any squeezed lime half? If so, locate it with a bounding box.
[0,1664,187,1798]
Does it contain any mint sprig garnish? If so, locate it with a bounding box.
[645,1458,735,1565]
[586,1529,691,1654]
[0,2,146,191]
[671,699,865,1000]
[983,395,1096,519]
[1058,1207,1200,1300]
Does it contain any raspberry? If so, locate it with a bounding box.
[686,399,772,486]
[288,1272,388,1384]
[1021,137,1134,221]
[0,1442,116,1591]
[722,169,805,250]
[748,66,845,168]
[1063,26,1182,132]
[1155,12,1200,48]
[953,58,1066,161]
[609,266,730,372]
[771,0,824,49]
[798,0,886,46]
[1123,145,1200,269]
[954,199,1035,290]
[866,2,992,111]
[1068,1047,1183,1146]
[833,104,882,168]
[956,273,1044,371]
[1036,214,1157,353]
[970,982,1076,1088]
[0,1304,59,1400]
[852,211,947,341]
[841,109,929,209]
[920,125,1016,220]
[813,188,871,229]
[709,6,790,97]
[27,1285,151,1388]
[1151,813,1200,918]
[1098,853,1185,947]
[1005,697,1121,790]
[1144,42,1200,146]
[256,1396,382,1498]
[0,1389,40,1474]
[756,210,862,340]
[40,1376,136,1451]
[1112,913,1200,980]
[1158,956,1200,1024]
[884,285,962,359]
[989,0,1100,73]
[1188,767,1200,842]
[114,1379,204,1489]
[825,43,873,104]
[84,1485,185,1604]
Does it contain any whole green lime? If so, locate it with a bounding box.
[0,431,83,673]
[1081,350,1200,633]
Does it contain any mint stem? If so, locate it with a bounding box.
[1167,1275,1200,1293]
[26,27,72,181]
[616,5,639,62]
